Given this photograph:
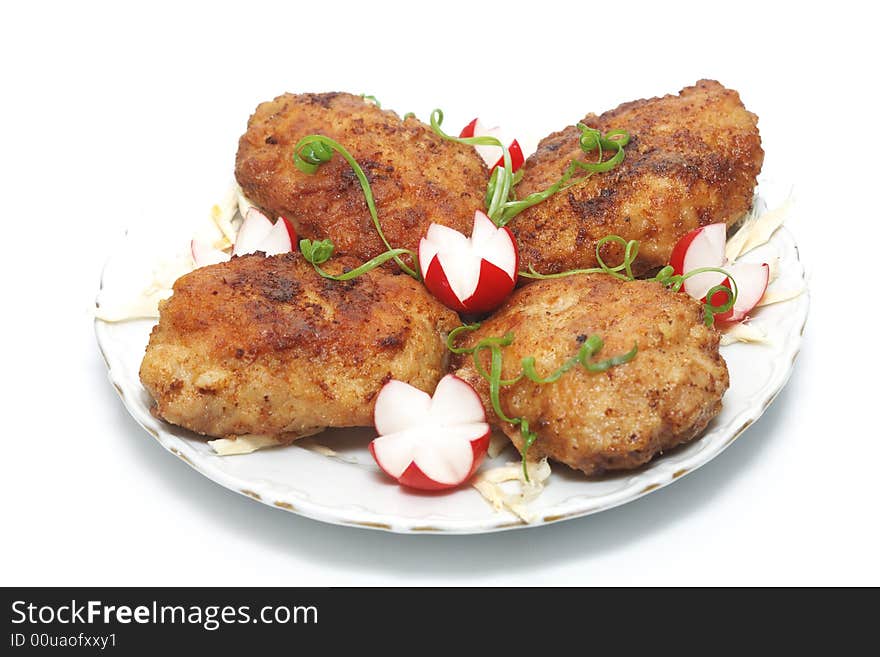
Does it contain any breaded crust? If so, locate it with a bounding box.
[139,253,459,439]
[235,92,488,265]
[512,80,763,277]
[453,276,729,476]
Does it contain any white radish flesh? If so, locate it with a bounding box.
[418,211,516,302]
[725,261,770,320]
[371,374,490,488]
[232,207,273,256]
[255,217,294,256]
[682,223,728,299]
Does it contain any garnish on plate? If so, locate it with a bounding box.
[191,207,297,268]
[519,234,642,281]
[662,222,769,326]
[369,374,491,491]
[520,230,747,328]
[207,430,322,456]
[472,458,552,523]
[431,109,629,227]
[419,210,518,314]
[299,238,414,281]
[459,117,525,173]
[447,324,637,480]
[292,134,421,280]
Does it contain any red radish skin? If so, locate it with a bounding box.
[670,223,727,275]
[370,433,490,491]
[459,118,478,138]
[669,225,706,275]
[668,224,770,326]
[423,247,517,315]
[490,139,524,173]
[463,258,518,315]
[423,256,466,312]
[419,213,518,315]
[279,216,297,247]
[459,118,524,173]
[673,224,728,299]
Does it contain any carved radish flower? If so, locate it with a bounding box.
[369,375,491,491]
[419,211,518,314]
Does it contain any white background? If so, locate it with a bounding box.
[1,1,877,586]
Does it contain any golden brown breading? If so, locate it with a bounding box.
[235,92,488,265]
[512,80,763,277]
[139,253,459,439]
[453,276,729,476]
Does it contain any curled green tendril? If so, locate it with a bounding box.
[493,127,630,225]
[653,265,677,287]
[293,139,334,175]
[702,284,735,326]
[531,245,741,328]
[448,327,636,480]
[300,238,415,281]
[292,135,419,280]
[519,420,538,464]
[360,94,381,107]
[583,340,639,371]
[574,123,630,173]
[652,265,739,326]
[519,234,640,281]
[594,235,640,280]
[521,335,638,383]
[446,323,482,354]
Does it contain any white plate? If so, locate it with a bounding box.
[95,183,808,534]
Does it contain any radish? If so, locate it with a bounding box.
[191,208,297,268]
[419,210,518,314]
[669,223,728,299]
[255,216,297,256]
[234,211,296,256]
[459,118,524,173]
[190,239,230,267]
[369,375,491,491]
[668,223,770,325]
[232,207,275,256]
[712,262,770,325]
[279,215,298,246]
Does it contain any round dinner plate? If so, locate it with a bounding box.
[95,182,808,534]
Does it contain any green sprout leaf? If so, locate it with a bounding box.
[299,238,335,265]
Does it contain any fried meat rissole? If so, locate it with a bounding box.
[139,253,459,440]
[235,92,489,263]
[453,276,729,475]
[513,80,763,277]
